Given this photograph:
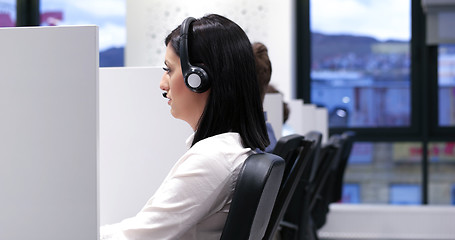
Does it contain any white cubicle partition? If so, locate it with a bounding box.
[264,93,284,140]
[0,26,98,240]
[287,99,306,135]
[315,107,329,143]
[99,67,193,225]
[286,99,328,142]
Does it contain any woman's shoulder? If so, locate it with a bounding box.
[183,132,252,168]
[192,132,246,151]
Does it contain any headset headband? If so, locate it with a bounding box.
[179,17,195,77]
[178,17,210,93]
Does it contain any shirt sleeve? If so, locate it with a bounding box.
[100,223,126,240]
[118,152,236,240]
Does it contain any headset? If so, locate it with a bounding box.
[179,17,210,93]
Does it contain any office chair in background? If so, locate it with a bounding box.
[279,131,323,240]
[309,131,356,240]
[272,134,306,179]
[330,131,356,203]
[279,131,355,240]
[307,138,342,239]
[263,135,315,240]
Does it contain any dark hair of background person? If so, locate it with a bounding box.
[252,42,272,103]
[165,14,270,150]
[267,84,290,124]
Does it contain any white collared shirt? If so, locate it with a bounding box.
[101,132,253,240]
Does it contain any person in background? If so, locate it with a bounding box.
[253,42,277,152]
[100,14,269,240]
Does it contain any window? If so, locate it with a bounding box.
[342,183,360,203]
[0,0,15,27]
[428,142,455,204]
[296,0,455,205]
[343,141,454,204]
[310,0,411,128]
[306,0,422,205]
[438,45,455,127]
[40,0,126,67]
[452,185,455,205]
[390,184,421,205]
[344,142,422,204]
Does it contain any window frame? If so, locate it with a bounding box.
[295,0,455,204]
[428,45,455,138]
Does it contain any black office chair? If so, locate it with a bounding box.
[263,136,314,240]
[279,132,355,240]
[308,132,356,239]
[272,134,306,179]
[279,131,323,240]
[220,153,285,240]
[329,131,356,203]
[308,138,342,238]
[279,135,342,240]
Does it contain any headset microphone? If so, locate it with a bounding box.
[162,92,167,98]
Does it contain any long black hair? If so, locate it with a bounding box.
[165,14,269,151]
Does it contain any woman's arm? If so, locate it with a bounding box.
[119,152,237,239]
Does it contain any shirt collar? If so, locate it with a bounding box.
[185,132,196,149]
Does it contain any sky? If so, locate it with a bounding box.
[311,0,411,41]
[41,0,126,51]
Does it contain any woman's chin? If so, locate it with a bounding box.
[170,109,179,119]
[170,110,176,118]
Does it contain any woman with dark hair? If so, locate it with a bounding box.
[100,14,269,240]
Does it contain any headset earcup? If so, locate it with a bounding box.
[185,66,210,93]
[187,73,202,89]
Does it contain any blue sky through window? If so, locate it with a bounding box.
[41,0,126,51]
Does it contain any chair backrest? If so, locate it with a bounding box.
[308,132,355,231]
[330,131,356,203]
[279,131,322,239]
[309,139,340,209]
[304,131,323,183]
[279,132,349,240]
[263,135,315,240]
[273,134,306,181]
[220,153,285,240]
[309,137,342,230]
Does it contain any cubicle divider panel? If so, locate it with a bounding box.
[0,26,99,240]
[264,93,284,140]
[287,99,328,143]
[99,67,193,225]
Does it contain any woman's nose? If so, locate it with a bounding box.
[160,73,169,91]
